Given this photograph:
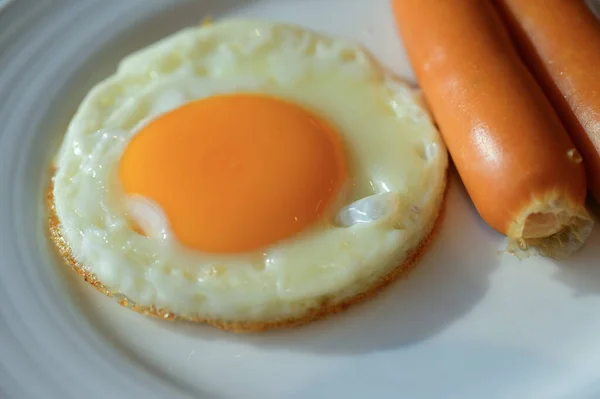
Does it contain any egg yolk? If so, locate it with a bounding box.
[119,93,347,254]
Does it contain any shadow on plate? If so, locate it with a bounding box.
[287,341,565,399]
[165,173,502,355]
[553,196,600,296]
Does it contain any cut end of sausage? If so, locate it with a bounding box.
[507,199,594,259]
[522,212,569,239]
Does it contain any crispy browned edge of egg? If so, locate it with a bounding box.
[46,165,449,334]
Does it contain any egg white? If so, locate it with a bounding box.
[52,19,447,322]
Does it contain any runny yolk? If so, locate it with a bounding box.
[119,93,347,254]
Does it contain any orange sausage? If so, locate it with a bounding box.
[494,0,600,204]
[391,0,590,251]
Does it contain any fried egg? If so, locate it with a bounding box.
[50,19,448,331]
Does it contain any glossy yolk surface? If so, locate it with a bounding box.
[119,94,346,254]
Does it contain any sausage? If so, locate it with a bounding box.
[390,0,592,256]
[494,0,600,204]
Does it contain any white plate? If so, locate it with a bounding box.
[2,0,600,398]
